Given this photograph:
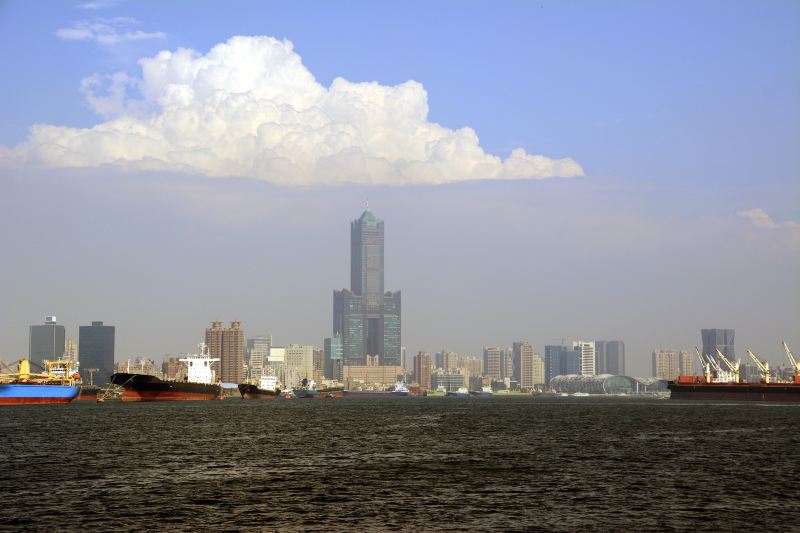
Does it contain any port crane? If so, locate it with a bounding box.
[783,341,800,382]
[694,347,714,382]
[746,350,770,383]
[715,348,741,383]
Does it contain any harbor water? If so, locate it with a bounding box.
[1,397,797,532]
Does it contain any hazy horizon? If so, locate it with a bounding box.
[1,1,798,376]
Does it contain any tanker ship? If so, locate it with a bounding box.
[0,358,81,405]
[239,375,282,400]
[110,346,222,401]
[668,343,800,402]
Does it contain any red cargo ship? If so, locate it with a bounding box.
[668,375,800,402]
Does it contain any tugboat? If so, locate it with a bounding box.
[0,358,81,405]
[239,375,282,400]
[110,344,222,401]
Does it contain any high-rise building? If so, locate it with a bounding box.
[701,329,735,367]
[333,208,401,367]
[413,351,432,389]
[246,335,272,380]
[518,344,545,389]
[285,345,315,386]
[574,341,596,376]
[324,334,344,381]
[679,350,693,376]
[29,316,66,368]
[483,347,502,381]
[652,349,679,380]
[501,347,514,380]
[431,371,465,392]
[78,321,115,385]
[162,356,183,381]
[544,345,582,384]
[206,321,244,384]
[595,340,625,375]
[513,342,534,384]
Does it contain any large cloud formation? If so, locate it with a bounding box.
[10,36,584,186]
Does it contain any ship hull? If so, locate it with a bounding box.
[238,384,279,400]
[668,382,800,402]
[76,386,100,401]
[0,383,80,405]
[110,373,221,402]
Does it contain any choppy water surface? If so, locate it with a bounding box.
[1,397,798,532]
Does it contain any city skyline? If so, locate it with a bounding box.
[0,2,798,376]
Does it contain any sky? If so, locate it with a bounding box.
[0,0,798,375]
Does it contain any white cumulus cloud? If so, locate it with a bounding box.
[8,35,584,186]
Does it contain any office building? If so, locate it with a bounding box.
[333,208,401,367]
[413,351,432,389]
[78,321,115,386]
[206,321,245,384]
[652,349,679,380]
[343,362,404,388]
[246,335,272,380]
[65,339,77,359]
[701,329,735,367]
[501,347,514,380]
[162,356,183,381]
[595,340,625,375]
[324,334,344,381]
[483,347,502,381]
[29,316,65,368]
[544,345,582,384]
[574,341,596,376]
[285,345,315,386]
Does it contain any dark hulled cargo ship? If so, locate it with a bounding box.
[111,373,222,401]
[668,378,800,402]
[110,349,222,402]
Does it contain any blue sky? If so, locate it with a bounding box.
[0,1,798,373]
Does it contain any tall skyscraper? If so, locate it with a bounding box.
[29,316,65,368]
[595,340,626,375]
[483,347,502,381]
[701,329,735,367]
[517,344,544,389]
[78,321,115,385]
[544,345,582,384]
[206,321,244,384]
[333,208,401,366]
[413,351,432,389]
[573,341,596,376]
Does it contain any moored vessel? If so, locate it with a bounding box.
[0,358,80,405]
[446,387,470,398]
[110,345,222,401]
[239,375,282,400]
[668,343,800,402]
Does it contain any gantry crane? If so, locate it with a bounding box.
[746,350,770,383]
[715,348,741,383]
[783,341,800,383]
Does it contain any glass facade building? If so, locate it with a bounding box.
[324,334,344,381]
[78,321,115,386]
[544,345,581,384]
[333,209,401,367]
[701,328,735,367]
[29,316,65,368]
